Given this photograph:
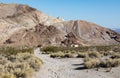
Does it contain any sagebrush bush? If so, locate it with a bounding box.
[84,58,100,69]
[100,58,120,68]
[1,73,16,78]
[0,47,34,55]
[41,46,59,53]
[112,46,120,52]
[84,57,120,69]
[41,45,119,54]
[41,46,90,53]
[50,51,77,58]
[84,56,92,62]
[50,51,65,58]
[0,52,43,78]
[77,52,88,58]
[88,51,102,58]
[110,52,120,59]
[64,52,76,58]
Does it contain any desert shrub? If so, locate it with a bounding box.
[64,50,76,54]
[88,51,102,58]
[0,53,43,78]
[41,46,90,54]
[64,52,76,58]
[0,47,34,55]
[100,58,113,67]
[110,52,120,59]
[13,66,34,78]
[23,68,35,78]
[95,46,112,52]
[1,73,16,78]
[42,45,120,53]
[41,46,59,53]
[27,57,43,71]
[101,51,112,56]
[112,46,120,52]
[80,51,102,60]
[50,50,77,58]
[77,52,88,58]
[0,56,9,65]
[84,57,120,69]
[112,59,120,67]
[50,51,65,58]
[100,58,120,68]
[84,56,92,62]
[84,58,100,69]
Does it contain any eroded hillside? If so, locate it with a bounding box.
[0,3,120,46]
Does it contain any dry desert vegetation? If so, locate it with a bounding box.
[0,47,43,78]
[41,45,120,70]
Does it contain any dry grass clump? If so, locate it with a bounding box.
[77,51,102,58]
[101,51,112,56]
[110,52,120,59]
[100,58,120,68]
[83,49,120,69]
[88,51,102,58]
[0,53,43,78]
[49,50,103,59]
[64,52,76,58]
[41,45,119,58]
[84,56,92,62]
[41,46,60,54]
[95,46,112,52]
[41,45,120,58]
[1,73,16,78]
[41,46,90,54]
[50,51,76,58]
[0,46,34,55]
[77,52,88,58]
[41,45,117,54]
[84,57,120,69]
[50,51,65,58]
[112,46,120,52]
[84,58,100,69]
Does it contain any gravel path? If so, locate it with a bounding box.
[33,48,120,78]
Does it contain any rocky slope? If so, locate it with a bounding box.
[0,3,120,46]
[0,3,63,44]
[54,20,120,46]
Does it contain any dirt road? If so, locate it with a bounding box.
[33,48,120,78]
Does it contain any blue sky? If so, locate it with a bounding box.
[0,0,120,28]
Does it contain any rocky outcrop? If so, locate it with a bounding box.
[55,20,120,46]
[4,23,64,46]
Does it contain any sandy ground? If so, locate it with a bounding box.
[33,48,120,78]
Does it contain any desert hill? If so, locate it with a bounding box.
[0,3,120,46]
[0,3,63,44]
[54,20,120,46]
